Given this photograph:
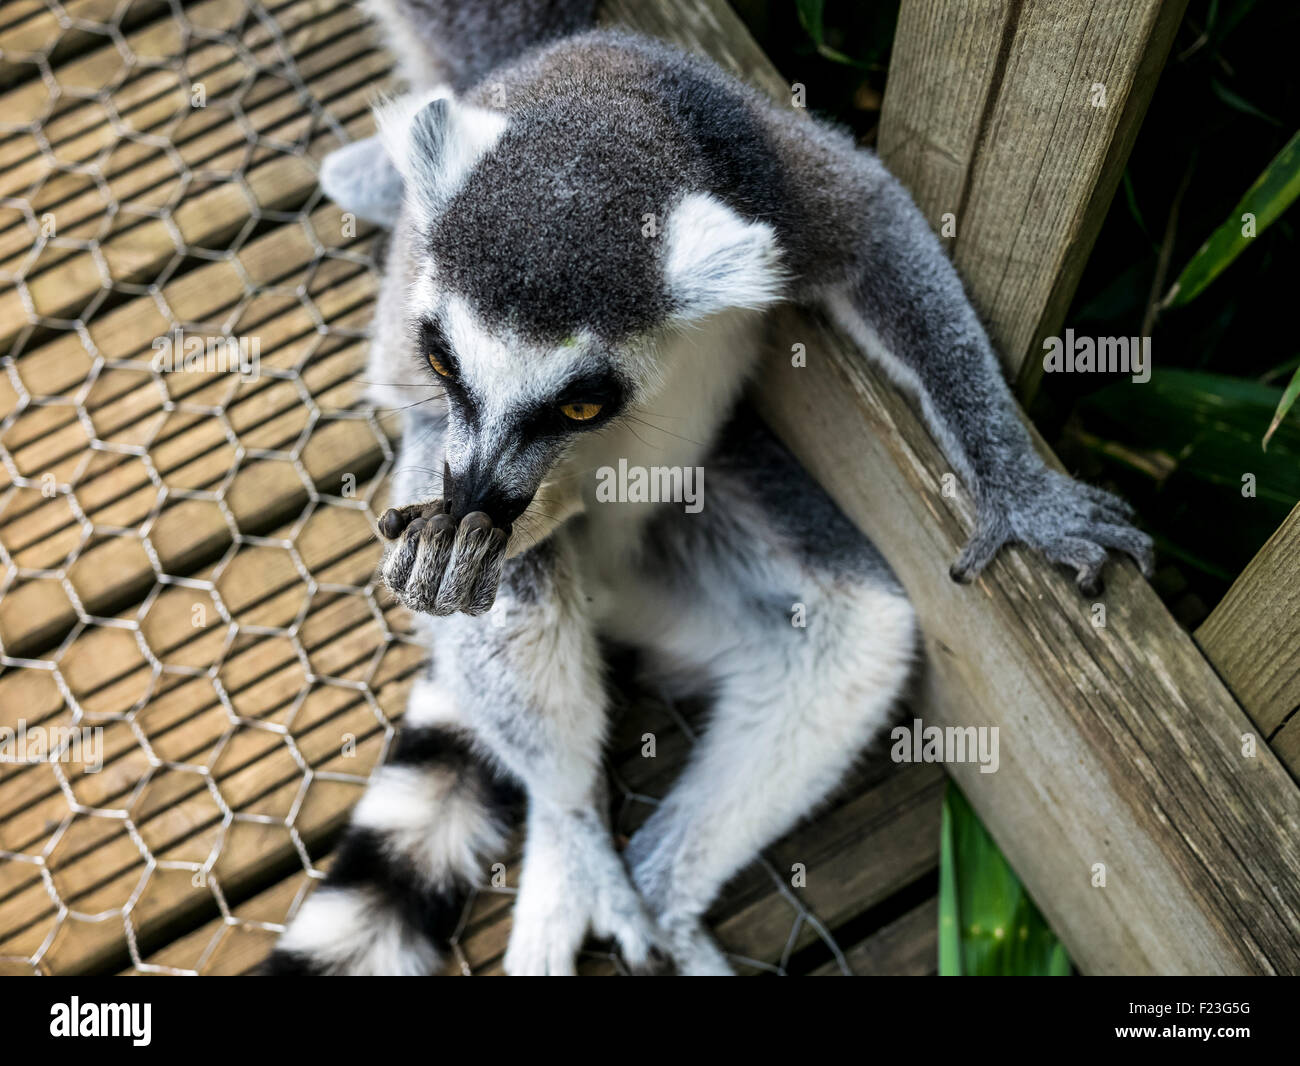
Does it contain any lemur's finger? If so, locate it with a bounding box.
[1047,536,1108,597]
[466,526,510,615]
[1078,482,1135,520]
[1088,522,1155,579]
[402,514,455,612]
[378,508,407,539]
[435,513,508,615]
[949,516,1009,583]
[377,499,443,540]
[382,517,425,591]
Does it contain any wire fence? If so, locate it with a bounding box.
[0,0,859,976]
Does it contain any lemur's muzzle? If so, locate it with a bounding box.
[442,457,532,530]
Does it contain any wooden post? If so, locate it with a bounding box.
[602,0,1300,974]
[1197,502,1300,777]
[877,0,1189,398]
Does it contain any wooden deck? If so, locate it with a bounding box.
[0,0,941,975]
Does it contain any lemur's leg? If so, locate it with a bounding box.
[613,412,917,975]
[432,538,670,976]
[264,674,519,975]
[814,155,1153,593]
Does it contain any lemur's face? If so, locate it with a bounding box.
[372,89,785,612]
[409,287,645,538]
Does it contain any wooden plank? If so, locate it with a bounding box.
[810,898,938,976]
[455,761,942,976]
[0,0,414,976]
[0,221,386,656]
[0,1,171,94]
[1197,502,1300,768]
[0,4,383,266]
[0,0,281,183]
[0,615,422,972]
[120,696,941,976]
[0,523,394,868]
[0,79,384,350]
[0,538,401,869]
[0,6,389,279]
[606,0,1300,975]
[121,859,330,974]
[876,0,1189,396]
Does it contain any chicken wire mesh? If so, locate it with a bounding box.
[0,0,861,976]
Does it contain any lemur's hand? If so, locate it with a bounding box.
[377,500,510,616]
[949,466,1154,596]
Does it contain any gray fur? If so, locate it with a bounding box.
[276,0,1153,977]
[366,0,596,92]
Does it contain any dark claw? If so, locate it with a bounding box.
[1079,575,1104,598]
[460,510,492,534]
[378,508,407,540]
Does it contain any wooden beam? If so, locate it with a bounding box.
[877,0,1189,397]
[1197,502,1300,776]
[602,0,1300,974]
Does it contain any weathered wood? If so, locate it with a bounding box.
[810,898,938,976]
[449,759,941,977]
[607,0,1300,975]
[1197,502,1300,775]
[0,545,419,973]
[877,0,1189,396]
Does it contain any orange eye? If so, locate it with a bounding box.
[560,402,603,422]
[428,351,452,377]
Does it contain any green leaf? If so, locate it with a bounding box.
[1209,79,1282,127]
[795,0,825,45]
[1164,129,1300,307]
[938,781,1071,976]
[1073,369,1300,579]
[793,0,879,69]
[1078,369,1300,502]
[1264,364,1300,450]
[938,794,961,976]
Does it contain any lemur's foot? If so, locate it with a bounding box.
[504,808,673,976]
[655,916,733,976]
[950,467,1154,596]
[378,501,510,616]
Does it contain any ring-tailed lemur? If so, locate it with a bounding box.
[265,0,1152,976]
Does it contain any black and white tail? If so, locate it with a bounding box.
[263,683,520,976]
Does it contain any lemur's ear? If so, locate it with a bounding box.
[375,90,508,220]
[318,137,404,228]
[664,193,785,319]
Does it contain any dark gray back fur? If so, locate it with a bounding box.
[423,30,873,343]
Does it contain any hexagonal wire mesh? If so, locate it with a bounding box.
[0,0,856,976]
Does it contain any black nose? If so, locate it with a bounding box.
[443,459,529,528]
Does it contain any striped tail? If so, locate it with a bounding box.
[264,700,520,976]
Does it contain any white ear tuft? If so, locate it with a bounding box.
[664,193,785,318]
[373,88,508,217]
[319,137,404,227]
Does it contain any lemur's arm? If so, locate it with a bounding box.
[816,162,1152,595]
